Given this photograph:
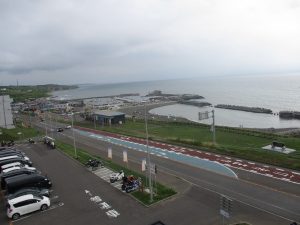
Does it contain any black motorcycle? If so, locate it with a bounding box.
[85,159,103,170]
[7,140,14,147]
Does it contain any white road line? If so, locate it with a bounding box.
[158,166,298,223]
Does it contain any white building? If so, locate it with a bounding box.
[0,95,15,129]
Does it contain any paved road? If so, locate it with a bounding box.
[0,143,252,225]
[77,126,300,185]
[31,120,300,224]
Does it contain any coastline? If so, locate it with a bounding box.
[119,102,300,135]
[119,101,190,123]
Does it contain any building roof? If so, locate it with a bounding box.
[93,110,125,117]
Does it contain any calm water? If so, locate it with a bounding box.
[53,73,300,128]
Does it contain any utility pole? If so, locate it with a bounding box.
[220,195,232,225]
[144,102,153,202]
[212,109,216,145]
[2,95,7,128]
[198,108,216,145]
[71,113,78,159]
[44,112,48,137]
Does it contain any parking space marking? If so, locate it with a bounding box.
[96,168,111,173]
[50,195,59,200]
[95,169,112,174]
[96,171,113,177]
[13,202,64,223]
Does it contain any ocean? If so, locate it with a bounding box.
[52,73,300,128]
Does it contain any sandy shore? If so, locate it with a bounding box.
[119,101,190,122]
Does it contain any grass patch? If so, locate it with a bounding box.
[59,117,300,171]
[56,140,176,205]
[0,124,39,141]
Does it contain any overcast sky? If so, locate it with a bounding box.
[0,0,300,85]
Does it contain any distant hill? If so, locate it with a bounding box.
[0,84,78,102]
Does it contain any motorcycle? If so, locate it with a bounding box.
[7,140,15,147]
[28,138,35,144]
[85,159,103,170]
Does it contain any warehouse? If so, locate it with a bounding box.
[93,110,125,126]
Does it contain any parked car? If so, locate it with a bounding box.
[110,170,124,183]
[1,166,36,175]
[6,187,50,200]
[65,125,72,129]
[6,194,50,220]
[0,158,33,172]
[0,155,30,162]
[1,163,35,173]
[0,149,26,156]
[5,174,52,194]
[1,168,38,189]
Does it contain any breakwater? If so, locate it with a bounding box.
[215,104,273,114]
[279,111,300,120]
[178,101,211,107]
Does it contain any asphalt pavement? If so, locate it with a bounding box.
[25,119,300,224]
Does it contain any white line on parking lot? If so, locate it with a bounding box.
[50,195,59,200]
[13,202,64,223]
[95,170,113,177]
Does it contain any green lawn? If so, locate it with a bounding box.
[67,118,300,171]
[0,124,39,141]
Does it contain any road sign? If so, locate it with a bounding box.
[199,111,209,120]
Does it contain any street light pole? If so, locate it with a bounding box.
[212,109,216,145]
[44,112,48,137]
[144,102,153,202]
[71,113,78,159]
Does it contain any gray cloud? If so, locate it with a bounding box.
[0,0,300,85]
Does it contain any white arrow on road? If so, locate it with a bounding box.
[85,190,92,196]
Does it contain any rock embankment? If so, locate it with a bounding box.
[146,90,204,101]
[215,104,273,114]
[178,101,211,107]
[279,111,300,120]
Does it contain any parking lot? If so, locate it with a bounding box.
[0,141,226,225]
[1,139,291,225]
[0,142,151,225]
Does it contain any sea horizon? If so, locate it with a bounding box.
[52,73,300,128]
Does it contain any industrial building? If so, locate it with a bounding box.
[93,110,125,126]
[0,95,15,129]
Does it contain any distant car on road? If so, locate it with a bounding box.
[57,128,64,132]
[65,125,72,129]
